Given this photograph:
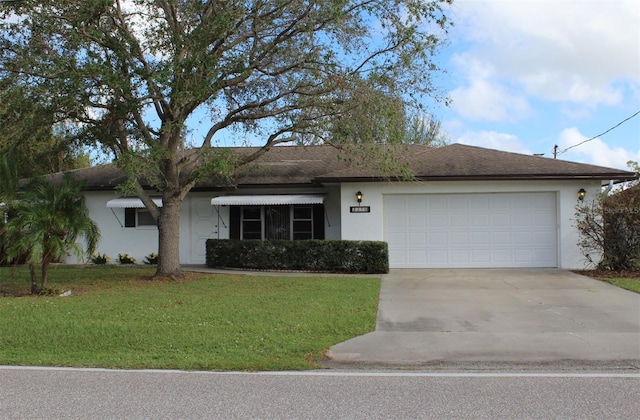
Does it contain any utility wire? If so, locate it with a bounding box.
[555,109,640,157]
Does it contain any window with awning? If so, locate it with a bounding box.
[106,198,161,228]
[212,195,325,241]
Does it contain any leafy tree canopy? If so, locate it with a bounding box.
[0,79,91,183]
[0,0,453,277]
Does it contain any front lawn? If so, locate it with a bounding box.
[0,265,380,370]
[576,270,640,294]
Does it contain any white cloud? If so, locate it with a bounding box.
[450,0,640,111]
[450,77,531,121]
[455,131,533,154]
[556,127,640,169]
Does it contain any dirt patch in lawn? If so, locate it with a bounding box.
[575,270,640,280]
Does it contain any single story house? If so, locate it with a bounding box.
[59,144,636,269]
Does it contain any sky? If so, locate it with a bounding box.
[430,0,640,170]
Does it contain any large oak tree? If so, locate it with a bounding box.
[1,0,452,277]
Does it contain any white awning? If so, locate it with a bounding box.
[211,194,325,206]
[106,198,163,208]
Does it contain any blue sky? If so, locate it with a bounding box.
[430,0,639,170]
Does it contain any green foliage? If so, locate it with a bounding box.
[206,239,389,274]
[90,253,110,264]
[403,114,450,146]
[143,253,158,265]
[627,160,639,187]
[0,0,452,276]
[0,82,90,179]
[117,254,136,265]
[575,188,640,270]
[603,277,640,294]
[2,174,100,292]
[0,265,380,370]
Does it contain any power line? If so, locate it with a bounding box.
[555,109,640,158]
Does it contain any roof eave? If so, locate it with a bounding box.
[315,173,638,183]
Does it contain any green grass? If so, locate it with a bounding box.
[0,265,380,370]
[599,277,640,294]
[575,270,640,294]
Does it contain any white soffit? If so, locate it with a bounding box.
[106,198,163,208]
[211,194,325,206]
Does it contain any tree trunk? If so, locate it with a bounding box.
[41,259,50,290]
[29,264,38,294]
[155,197,184,279]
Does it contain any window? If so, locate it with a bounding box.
[234,205,323,240]
[124,208,157,228]
[241,207,262,239]
[292,207,313,240]
[137,210,156,226]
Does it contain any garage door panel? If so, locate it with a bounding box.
[428,196,447,211]
[492,231,511,245]
[491,214,511,227]
[406,196,427,211]
[429,232,448,246]
[470,214,490,227]
[450,250,470,264]
[535,230,556,243]
[492,249,512,263]
[513,231,533,245]
[469,196,490,210]
[384,193,557,268]
[407,249,427,264]
[534,213,556,225]
[408,214,427,228]
[535,248,556,262]
[514,250,534,263]
[450,214,468,227]
[407,232,426,247]
[472,249,492,263]
[451,232,470,245]
[428,249,448,263]
[471,231,491,245]
[429,214,447,227]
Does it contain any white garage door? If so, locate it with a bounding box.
[384,193,557,268]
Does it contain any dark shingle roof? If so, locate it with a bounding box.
[316,144,636,181]
[45,144,637,190]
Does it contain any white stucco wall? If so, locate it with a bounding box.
[73,180,604,269]
[338,179,603,270]
[74,187,340,265]
[67,191,160,264]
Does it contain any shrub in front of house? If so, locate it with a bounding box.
[117,253,136,265]
[144,253,158,265]
[90,253,110,264]
[206,239,389,274]
[575,187,640,270]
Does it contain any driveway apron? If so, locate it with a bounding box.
[327,269,640,367]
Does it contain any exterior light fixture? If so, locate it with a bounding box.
[356,191,363,204]
[578,188,586,201]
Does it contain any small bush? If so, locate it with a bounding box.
[144,253,158,265]
[117,253,136,265]
[90,253,110,265]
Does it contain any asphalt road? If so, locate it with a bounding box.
[1,367,639,419]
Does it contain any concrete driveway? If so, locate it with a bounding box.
[327,269,640,367]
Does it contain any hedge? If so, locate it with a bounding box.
[206,239,389,274]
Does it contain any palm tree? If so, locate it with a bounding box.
[4,173,100,293]
[0,151,18,266]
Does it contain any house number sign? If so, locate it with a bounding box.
[350,206,371,213]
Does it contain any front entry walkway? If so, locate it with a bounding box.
[326,269,640,368]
